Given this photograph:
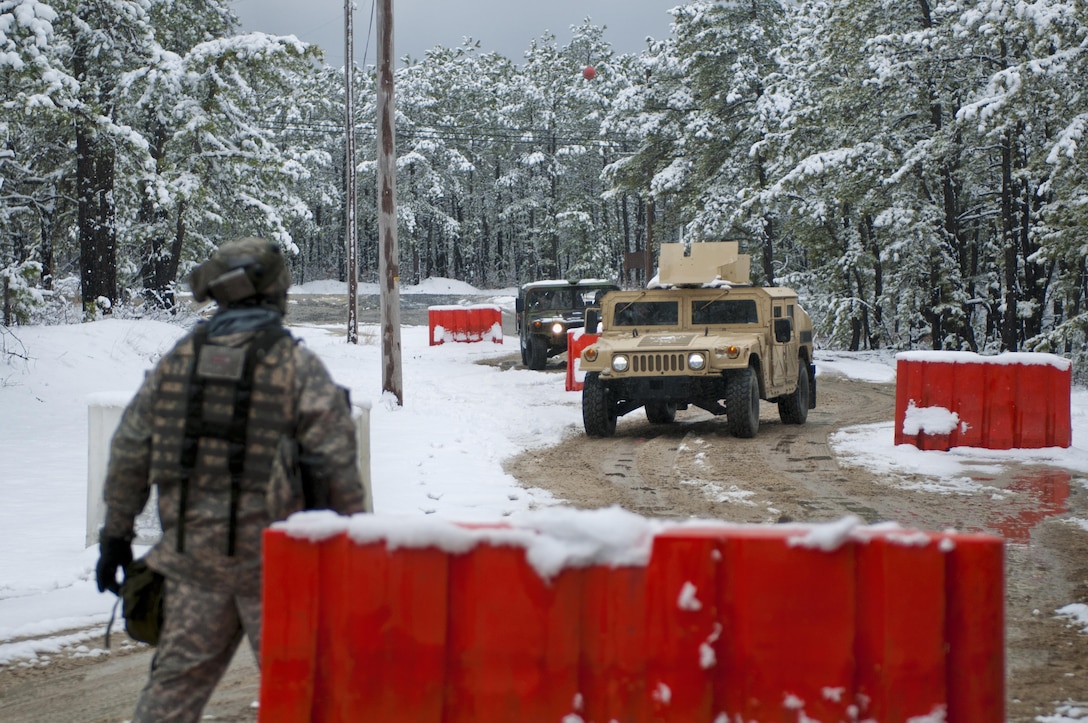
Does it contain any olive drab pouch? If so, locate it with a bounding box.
[266,435,305,521]
[121,558,165,646]
[266,433,334,518]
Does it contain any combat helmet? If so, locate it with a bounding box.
[190,237,292,313]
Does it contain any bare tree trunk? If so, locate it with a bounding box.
[95,148,117,305]
[645,195,655,286]
[76,125,117,317]
[1001,129,1018,351]
[1021,177,1047,342]
[453,199,464,278]
[754,146,775,285]
[38,199,55,290]
[76,122,96,315]
[73,38,118,319]
[139,122,180,310]
[863,214,884,348]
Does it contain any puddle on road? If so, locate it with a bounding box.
[977,469,1073,543]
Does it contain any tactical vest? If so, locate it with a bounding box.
[150,324,295,556]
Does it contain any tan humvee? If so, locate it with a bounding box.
[579,242,816,437]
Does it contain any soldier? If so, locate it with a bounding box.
[95,237,367,722]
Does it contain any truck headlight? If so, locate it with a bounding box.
[551,322,565,337]
[716,344,742,359]
[584,347,598,362]
[612,355,629,373]
[688,352,706,370]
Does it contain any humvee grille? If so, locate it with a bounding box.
[630,352,687,373]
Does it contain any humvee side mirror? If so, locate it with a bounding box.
[774,318,792,343]
[585,308,599,333]
[515,298,524,313]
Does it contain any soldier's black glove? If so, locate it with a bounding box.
[96,535,133,595]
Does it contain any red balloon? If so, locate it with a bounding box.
[582,65,597,80]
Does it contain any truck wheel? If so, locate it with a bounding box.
[778,362,810,425]
[645,401,676,424]
[527,336,548,370]
[583,372,617,437]
[726,366,760,438]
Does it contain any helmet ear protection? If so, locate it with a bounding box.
[190,238,291,309]
[206,260,260,305]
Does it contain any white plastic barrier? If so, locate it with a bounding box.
[85,393,157,548]
[353,403,374,513]
[86,395,374,549]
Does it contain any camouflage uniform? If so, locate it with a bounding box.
[99,239,366,723]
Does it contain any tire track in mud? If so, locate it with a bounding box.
[507,374,901,524]
[587,375,899,525]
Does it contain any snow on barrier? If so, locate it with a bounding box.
[428,304,503,346]
[895,350,1072,451]
[565,329,598,392]
[259,509,1005,723]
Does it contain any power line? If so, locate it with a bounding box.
[258,119,640,150]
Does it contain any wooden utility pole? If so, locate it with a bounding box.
[344,0,359,343]
[376,0,403,403]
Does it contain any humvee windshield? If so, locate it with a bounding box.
[691,298,759,325]
[527,287,587,311]
[613,301,679,327]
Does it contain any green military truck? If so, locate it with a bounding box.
[515,279,619,370]
[578,242,816,437]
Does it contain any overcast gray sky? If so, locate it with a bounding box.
[230,0,679,67]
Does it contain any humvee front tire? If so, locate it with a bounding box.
[726,366,760,438]
[583,372,617,437]
[645,401,677,425]
[527,336,548,370]
[778,362,810,425]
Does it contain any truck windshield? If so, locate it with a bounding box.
[529,288,584,311]
[613,301,679,326]
[691,299,759,325]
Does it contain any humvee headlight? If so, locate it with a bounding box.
[688,352,706,370]
[612,355,629,373]
[551,322,565,336]
[725,345,741,359]
[584,347,598,363]
[531,320,543,331]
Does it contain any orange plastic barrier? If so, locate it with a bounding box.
[259,532,321,723]
[444,545,581,721]
[324,535,449,722]
[578,564,647,722]
[428,305,503,346]
[260,520,1005,722]
[565,329,598,392]
[940,532,1006,722]
[642,531,719,720]
[718,526,857,722]
[895,351,1072,450]
[854,530,947,722]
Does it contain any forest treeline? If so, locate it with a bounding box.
[1,0,1086,374]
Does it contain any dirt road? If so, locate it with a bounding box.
[1,359,1085,722]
